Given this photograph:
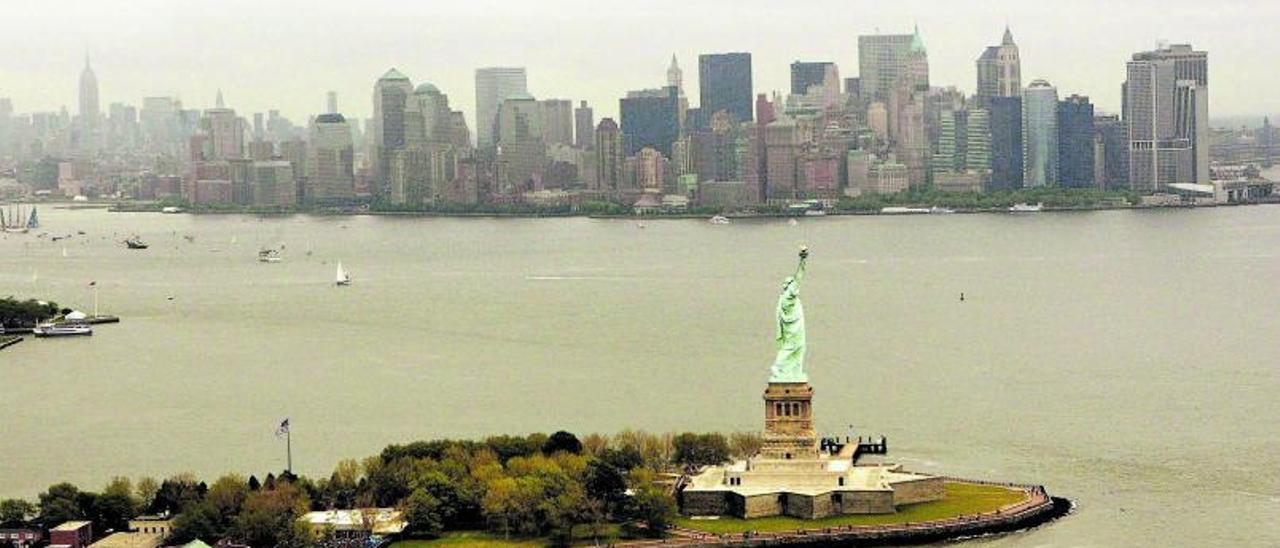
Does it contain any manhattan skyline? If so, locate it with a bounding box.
[4,0,1279,124]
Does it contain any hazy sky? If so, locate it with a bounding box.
[3,0,1277,126]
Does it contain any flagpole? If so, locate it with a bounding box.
[286,428,292,474]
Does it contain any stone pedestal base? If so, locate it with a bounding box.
[761,382,818,459]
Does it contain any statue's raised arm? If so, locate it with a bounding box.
[770,248,809,383]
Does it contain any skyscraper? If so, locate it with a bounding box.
[989,96,1023,190]
[574,101,594,148]
[538,99,574,147]
[1093,114,1129,189]
[790,61,836,96]
[1022,80,1059,187]
[78,54,99,122]
[495,92,544,191]
[306,113,355,203]
[474,67,528,148]
[594,118,624,190]
[1124,44,1209,190]
[667,55,683,94]
[620,86,680,157]
[857,32,914,102]
[1057,95,1095,188]
[371,68,413,197]
[698,53,753,125]
[976,26,1021,104]
[326,91,338,114]
[78,54,100,152]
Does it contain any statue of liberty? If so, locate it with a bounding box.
[770,247,809,383]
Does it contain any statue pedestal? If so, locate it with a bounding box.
[761,382,818,460]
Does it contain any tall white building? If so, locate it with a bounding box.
[474,67,528,148]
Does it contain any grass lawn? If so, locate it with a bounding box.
[390,524,625,547]
[674,481,1028,534]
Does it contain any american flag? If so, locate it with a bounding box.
[275,418,290,438]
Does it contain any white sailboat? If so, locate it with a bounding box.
[335,262,352,286]
[62,246,69,258]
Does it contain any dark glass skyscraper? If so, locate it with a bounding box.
[1057,95,1095,188]
[698,53,753,126]
[619,86,680,156]
[989,96,1023,191]
[790,61,834,95]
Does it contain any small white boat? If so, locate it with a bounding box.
[1009,202,1044,212]
[709,215,730,225]
[161,206,184,214]
[335,262,352,286]
[33,322,93,337]
[930,206,955,214]
[787,218,799,226]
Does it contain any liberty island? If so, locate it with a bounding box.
[677,249,1067,542]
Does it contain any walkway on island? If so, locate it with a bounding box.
[620,480,1068,547]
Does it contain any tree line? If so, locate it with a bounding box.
[0,430,760,547]
[0,297,60,328]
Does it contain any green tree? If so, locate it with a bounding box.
[541,431,583,455]
[400,488,444,537]
[94,477,139,532]
[622,471,676,538]
[38,483,86,523]
[0,499,36,523]
[134,477,159,513]
[583,461,627,515]
[672,433,731,466]
[229,483,312,548]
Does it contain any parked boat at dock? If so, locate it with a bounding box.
[33,322,93,337]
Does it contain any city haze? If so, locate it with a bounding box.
[4,0,1279,123]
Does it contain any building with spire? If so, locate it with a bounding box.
[78,53,100,153]
[976,26,1021,105]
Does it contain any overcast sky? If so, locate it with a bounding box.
[2,0,1277,126]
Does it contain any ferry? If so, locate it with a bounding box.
[125,237,149,249]
[708,215,731,225]
[1009,202,1044,212]
[33,322,93,338]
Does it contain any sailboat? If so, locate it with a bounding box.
[335,262,352,286]
[26,206,39,229]
[62,246,68,258]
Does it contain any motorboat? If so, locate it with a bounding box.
[33,322,93,337]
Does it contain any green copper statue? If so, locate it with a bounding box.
[770,247,809,383]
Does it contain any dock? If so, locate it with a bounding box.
[0,336,23,350]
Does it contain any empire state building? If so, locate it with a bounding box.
[78,54,100,152]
